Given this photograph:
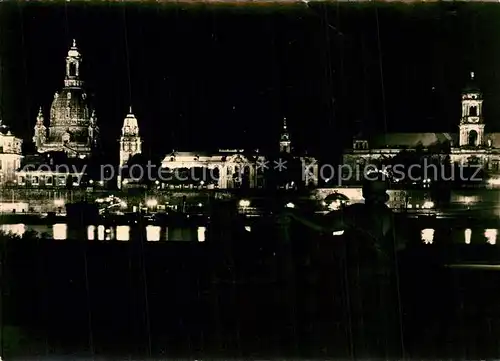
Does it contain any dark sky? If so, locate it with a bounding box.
[2,2,500,162]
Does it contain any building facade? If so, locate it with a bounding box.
[160,118,319,190]
[33,40,100,158]
[0,121,23,185]
[10,40,320,192]
[343,72,500,183]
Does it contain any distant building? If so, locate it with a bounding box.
[343,72,500,183]
[15,40,102,190]
[33,40,100,158]
[159,118,319,190]
[16,152,86,189]
[118,108,142,189]
[0,120,23,185]
[10,39,320,192]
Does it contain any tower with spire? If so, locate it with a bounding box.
[459,71,484,147]
[119,106,142,168]
[32,107,47,149]
[279,117,291,153]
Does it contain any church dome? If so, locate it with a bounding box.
[50,87,90,127]
[35,40,100,157]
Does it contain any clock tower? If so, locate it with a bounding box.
[459,71,484,147]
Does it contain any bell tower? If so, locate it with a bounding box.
[279,117,291,153]
[459,71,484,147]
[119,106,142,167]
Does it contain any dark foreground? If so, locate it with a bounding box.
[2,222,500,359]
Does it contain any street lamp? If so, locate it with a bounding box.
[146,198,158,208]
[239,199,250,208]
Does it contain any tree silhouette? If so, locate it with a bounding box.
[264,152,304,190]
[123,153,153,187]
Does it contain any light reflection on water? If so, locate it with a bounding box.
[485,229,497,245]
[146,225,161,241]
[0,224,25,237]
[4,223,500,245]
[0,223,207,242]
[116,225,130,241]
[418,228,500,245]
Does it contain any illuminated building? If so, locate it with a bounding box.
[33,40,100,158]
[343,72,500,182]
[160,118,319,189]
[0,120,23,185]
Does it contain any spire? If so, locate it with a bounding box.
[33,107,47,149]
[129,105,133,114]
[72,38,76,48]
[471,71,475,80]
[122,108,139,136]
[279,117,291,153]
[281,117,289,140]
[36,107,44,124]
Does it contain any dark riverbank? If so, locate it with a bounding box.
[3,226,500,359]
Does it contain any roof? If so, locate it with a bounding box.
[20,152,88,173]
[370,133,458,148]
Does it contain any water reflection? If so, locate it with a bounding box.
[116,225,130,241]
[198,226,206,242]
[97,225,105,241]
[465,229,472,244]
[0,223,202,241]
[88,225,95,240]
[53,223,67,240]
[146,225,161,241]
[0,224,25,237]
[485,229,497,245]
[8,222,500,245]
[421,228,434,244]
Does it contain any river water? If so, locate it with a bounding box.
[0,223,209,242]
[1,218,500,245]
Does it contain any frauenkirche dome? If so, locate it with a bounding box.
[33,39,99,158]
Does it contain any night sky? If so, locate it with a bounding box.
[2,2,500,162]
